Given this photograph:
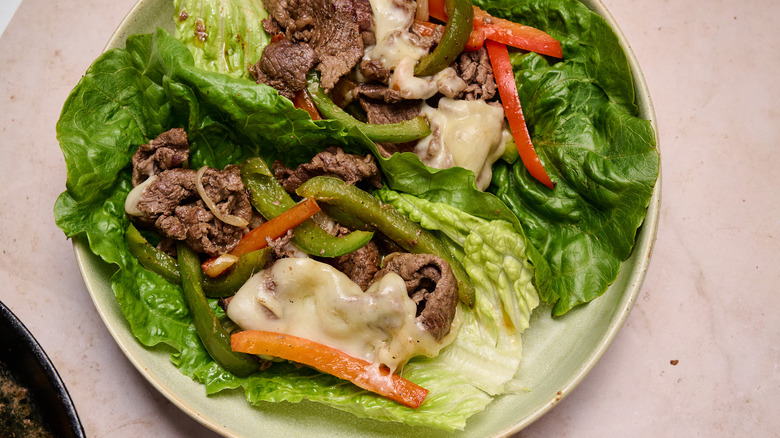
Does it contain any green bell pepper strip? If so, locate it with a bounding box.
[296,176,476,307]
[240,157,374,257]
[306,77,431,143]
[176,242,259,377]
[125,224,269,298]
[414,0,474,77]
[202,249,270,297]
[126,224,180,284]
[318,204,371,232]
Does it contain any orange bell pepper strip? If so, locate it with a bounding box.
[485,40,554,189]
[231,330,429,409]
[428,0,562,57]
[201,197,321,276]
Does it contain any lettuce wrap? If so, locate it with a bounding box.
[54,0,657,430]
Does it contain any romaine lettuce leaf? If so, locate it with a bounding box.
[376,188,547,332]
[474,0,659,315]
[54,29,539,430]
[174,0,269,80]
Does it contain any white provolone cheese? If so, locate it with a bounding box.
[226,258,458,373]
[416,98,510,190]
[389,59,468,100]
[365,0,427,70]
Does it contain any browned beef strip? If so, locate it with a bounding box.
[330,239,381,291]
[359,98,420,125]
[329,80,402,108]
[310,0,365,89]
[272,146,382,193]
[250,39,318,100]
[373,252,459,341]
[172,201,248,256]
[262,0,312,38]
[131,128,189,186]
[454,47,497,101]
[359,59,391,83]
[354,0,375,46]
[260,0,364,91]
[356,83,403,104]
[261,16,282,35]
[133,166,251,256]
[199,165,253,225]
[135,168,198,225]
[266,229,299,260]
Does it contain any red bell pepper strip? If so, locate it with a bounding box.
[231,330,429,409]
[466,8,562,56]
[485,40,554,189]
[427,0,447,21]
[293,89,321,120]
[202,198,321,276]
[428,0,562,57]
[412,20,442,38]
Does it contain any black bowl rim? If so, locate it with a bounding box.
[0,300,86,438]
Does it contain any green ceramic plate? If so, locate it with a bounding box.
[74,0,660,436]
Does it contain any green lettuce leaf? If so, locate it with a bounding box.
[477,0,659,315]
[54,29,536,430]
[174,0,269,80]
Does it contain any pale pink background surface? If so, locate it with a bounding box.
[0,0,778,436]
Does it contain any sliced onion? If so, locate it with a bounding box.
[415,0,429,22]
[124,175,157,217]
[196,166,250,228]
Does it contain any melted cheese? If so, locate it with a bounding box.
[226,258,458,373]
[416,98,510,190]
[389,59,467,100]
[365,0,427,70]
[388,57,437,99]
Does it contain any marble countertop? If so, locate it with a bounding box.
[1,0,777,436]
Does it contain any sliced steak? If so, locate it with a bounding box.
[131,128,189,186]
[356,83,403,104]
[359,59,392,83]
[266,229,301,260]
[198,165,253,227]
[309,0,365,89]
[354,0,375,46]
[171,200,248,256]
[134,168,198,226]
[330,239,381,291]
[250,39,318,100]
[359,98,420,125]
[373,252,458,340]
[454,47,497,101]
[132,166,251,256]
[273,146,382,192]
[260,0,365,91]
